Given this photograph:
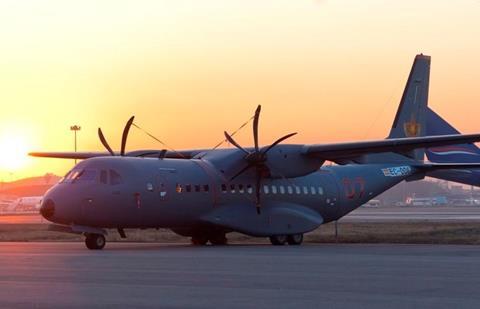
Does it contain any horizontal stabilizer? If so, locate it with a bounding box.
[304,134,480,160]
[426,108,480,163]
[414,163,480,171]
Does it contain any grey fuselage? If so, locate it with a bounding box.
[42,156,413,237]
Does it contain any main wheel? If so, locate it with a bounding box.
[209,234,228,246]
[287,233,303,245]
[85,233,106,250]
[191,235,208,246]
[269,235,287,246]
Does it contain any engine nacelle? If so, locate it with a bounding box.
[264,144,323,178]
[203,144,323,179]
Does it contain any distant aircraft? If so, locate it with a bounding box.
[13,196,43,212]
[31,54,480,250]
[425,108,480,186]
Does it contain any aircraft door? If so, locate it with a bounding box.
[319,172,340,208]
[156,173,169,203]
[80,169,127,225]
[194,160,219,208]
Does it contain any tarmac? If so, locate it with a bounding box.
[0,242,480,308]
[344,206,480,221]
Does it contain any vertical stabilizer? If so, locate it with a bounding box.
[388,54,431,160]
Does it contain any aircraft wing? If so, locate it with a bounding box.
[29,152,111,159]
[29,149,205,160]
[303,134,480,160]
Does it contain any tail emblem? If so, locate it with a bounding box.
[404,115,421,137]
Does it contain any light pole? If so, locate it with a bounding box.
[70,125,81,164]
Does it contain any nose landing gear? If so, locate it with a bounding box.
[85,233,106,250]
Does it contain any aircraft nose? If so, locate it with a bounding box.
[40,199,55,219]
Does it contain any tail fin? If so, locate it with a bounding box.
[388,54,431,160]
[426,108,480,163]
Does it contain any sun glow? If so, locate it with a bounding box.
[0,133,31,171]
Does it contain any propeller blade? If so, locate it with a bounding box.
[230,163,254,181]
[255,168,262,215]
[121,116,135,156]
[98,128,115,156]
[253,105,261,153]
[224,131,249,155]
[262,132,298,155]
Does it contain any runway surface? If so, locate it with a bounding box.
[1,243,480,308]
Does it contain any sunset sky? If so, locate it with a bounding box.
[1,0,480,180]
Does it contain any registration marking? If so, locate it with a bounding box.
[381,166,412,177]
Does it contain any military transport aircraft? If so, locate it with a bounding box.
[31,54,480,250]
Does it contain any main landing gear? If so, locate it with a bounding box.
[191,233,228,246]
[269,233,304,246]
[85,233,106,250]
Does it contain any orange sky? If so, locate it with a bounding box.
[1,0,480,180]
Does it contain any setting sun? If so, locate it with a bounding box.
[0,133,30,171]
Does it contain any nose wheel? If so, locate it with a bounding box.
[85,233,106,250]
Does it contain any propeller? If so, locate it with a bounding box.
[224,105,297,214]
[98,116,135,156]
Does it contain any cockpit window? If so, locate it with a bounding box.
[61,169,97,184]
[100,170,108,184]
[60,169,80,183]
[73,169,97,183]
[59,170,72,183]
[110,170,123,185]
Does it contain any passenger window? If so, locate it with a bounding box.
[146,183,154,192]
[287,186,293,194]
[310,186,316,195]
[279,186,285,194]
[271,186,277,194]
[230,184,235,193]
[110,170,123,185]
[303,186,308,194]
[194,185,201,192]
[318,187,324,195]
[247,184,253,194]
[238,184,244,193]
[203,185,210,192]
[186,184,192,192]
[263,185,269,194]
[295,186,301,194]
[221,184,227,193]
[176,183,183,193]
[100,170,108,184]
